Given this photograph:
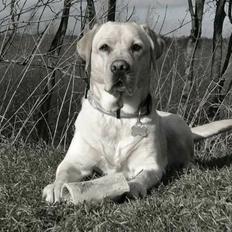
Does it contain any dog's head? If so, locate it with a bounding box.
[77,22,164,112]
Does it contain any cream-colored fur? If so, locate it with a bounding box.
[43,22,232,202]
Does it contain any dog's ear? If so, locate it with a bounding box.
[140,25,165,60]
[77,24,100,71]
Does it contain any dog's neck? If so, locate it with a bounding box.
[87,83,152,119]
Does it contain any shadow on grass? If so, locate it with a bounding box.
[114,166,185,203]
[160,152,232,187]
[157,152,232,191]
[160,166,185,186]
[194,154,232,170]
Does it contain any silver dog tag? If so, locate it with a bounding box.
[131,121,148,137]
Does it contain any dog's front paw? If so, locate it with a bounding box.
[42,181,64,203]
[127,181,147,199]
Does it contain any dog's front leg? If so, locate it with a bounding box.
[127,168,164,199]
[43,161,87,203]
[43,131,99,203]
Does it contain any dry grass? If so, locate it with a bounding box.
[0,34,231,147]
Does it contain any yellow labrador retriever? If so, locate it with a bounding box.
[43,22,232,202]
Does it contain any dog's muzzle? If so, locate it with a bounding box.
[109,59,130,92]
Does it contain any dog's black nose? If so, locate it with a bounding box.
[110,60,130,74]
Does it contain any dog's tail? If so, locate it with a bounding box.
[191,119,232,142]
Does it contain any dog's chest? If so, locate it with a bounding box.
[76,100,159,179]
[100,127,143,166]
[92,117,139,171]
[76,102,148,172]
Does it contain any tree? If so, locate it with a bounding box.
[79,0,96,39]
[216,0,232,110]
[207,0,230,119]
[36,0,72,142]
[178,0,205,117]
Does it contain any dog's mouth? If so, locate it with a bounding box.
[113,80,127,92]
[108,74,134,95]
[110,80,135,97]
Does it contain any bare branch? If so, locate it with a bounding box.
[188,0,194,18]
[228,0,232,23]
[107,0,117,22]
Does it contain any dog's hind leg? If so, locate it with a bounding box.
[126,167,165,199]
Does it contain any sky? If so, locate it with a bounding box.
[0,0,231,37]
[116,0,231,37]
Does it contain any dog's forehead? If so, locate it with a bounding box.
[93,23,148,45]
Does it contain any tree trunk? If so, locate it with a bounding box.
[207,0,226,119]
[220,32,232,83]
[78,0,96,99]
[36,0,71,143]
[178,0,205,117]
[107,0,117,21]
[222,1,232,96]
[210,0,232,112]
[79,0,96,39]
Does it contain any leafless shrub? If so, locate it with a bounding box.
[0,0,231,148]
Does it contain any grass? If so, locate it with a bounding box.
[0,138,232,231]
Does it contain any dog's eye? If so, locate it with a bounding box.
[99,44,110,52]
[131,44,142,52]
